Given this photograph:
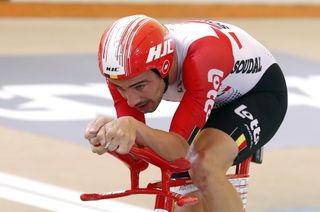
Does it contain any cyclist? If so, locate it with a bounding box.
[85,15,287,211]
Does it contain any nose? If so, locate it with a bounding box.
[126,90,141,108]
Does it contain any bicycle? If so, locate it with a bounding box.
[80,145,263,211]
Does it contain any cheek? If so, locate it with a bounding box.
[143,90,155,100]
[142,79,164,100]
[151,85,164,101]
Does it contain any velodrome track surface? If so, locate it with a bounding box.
[1,18,320,212]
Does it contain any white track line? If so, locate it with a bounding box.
[0,172,152,212]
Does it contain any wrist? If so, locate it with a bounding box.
[128,116,146,147]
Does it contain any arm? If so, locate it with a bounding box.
[132,117,189,161]
[170,34,234,140]
[85,79,188,161]
[85,116,189,161]
[108,79,188,160]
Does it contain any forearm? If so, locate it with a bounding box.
[130,117,189,161]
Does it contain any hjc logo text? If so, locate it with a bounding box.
[146,39,174,63]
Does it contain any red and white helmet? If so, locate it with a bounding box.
[98,15,175,80]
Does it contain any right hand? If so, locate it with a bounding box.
[84,117,113,155]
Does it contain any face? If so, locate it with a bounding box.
[109,71,166,113]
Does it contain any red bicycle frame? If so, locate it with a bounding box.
[81,146,253,211]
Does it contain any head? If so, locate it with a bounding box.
[98,15,176,113]
[109,69,166,113]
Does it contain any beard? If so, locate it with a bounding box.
[135,96,162,113]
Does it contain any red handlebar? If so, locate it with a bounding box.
[129,146,191,173]
[81,145,198,208]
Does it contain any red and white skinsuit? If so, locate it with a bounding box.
[108,20,276,141]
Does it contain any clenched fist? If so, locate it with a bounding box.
[84,116,136,155]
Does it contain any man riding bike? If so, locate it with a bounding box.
[85,15,287,211]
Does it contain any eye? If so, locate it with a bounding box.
[135,84,146,91]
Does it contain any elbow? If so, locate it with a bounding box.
[167,138,189,161]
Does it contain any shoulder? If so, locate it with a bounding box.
[166,21,220,45]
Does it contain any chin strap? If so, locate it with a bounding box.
[151,69,169,93]
[163,75,169,93]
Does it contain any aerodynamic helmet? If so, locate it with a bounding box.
[98,15,175,80]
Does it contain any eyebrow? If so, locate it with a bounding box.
[113,80,148,89]
[129,80,148,87]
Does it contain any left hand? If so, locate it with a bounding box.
[97,116,136,154]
